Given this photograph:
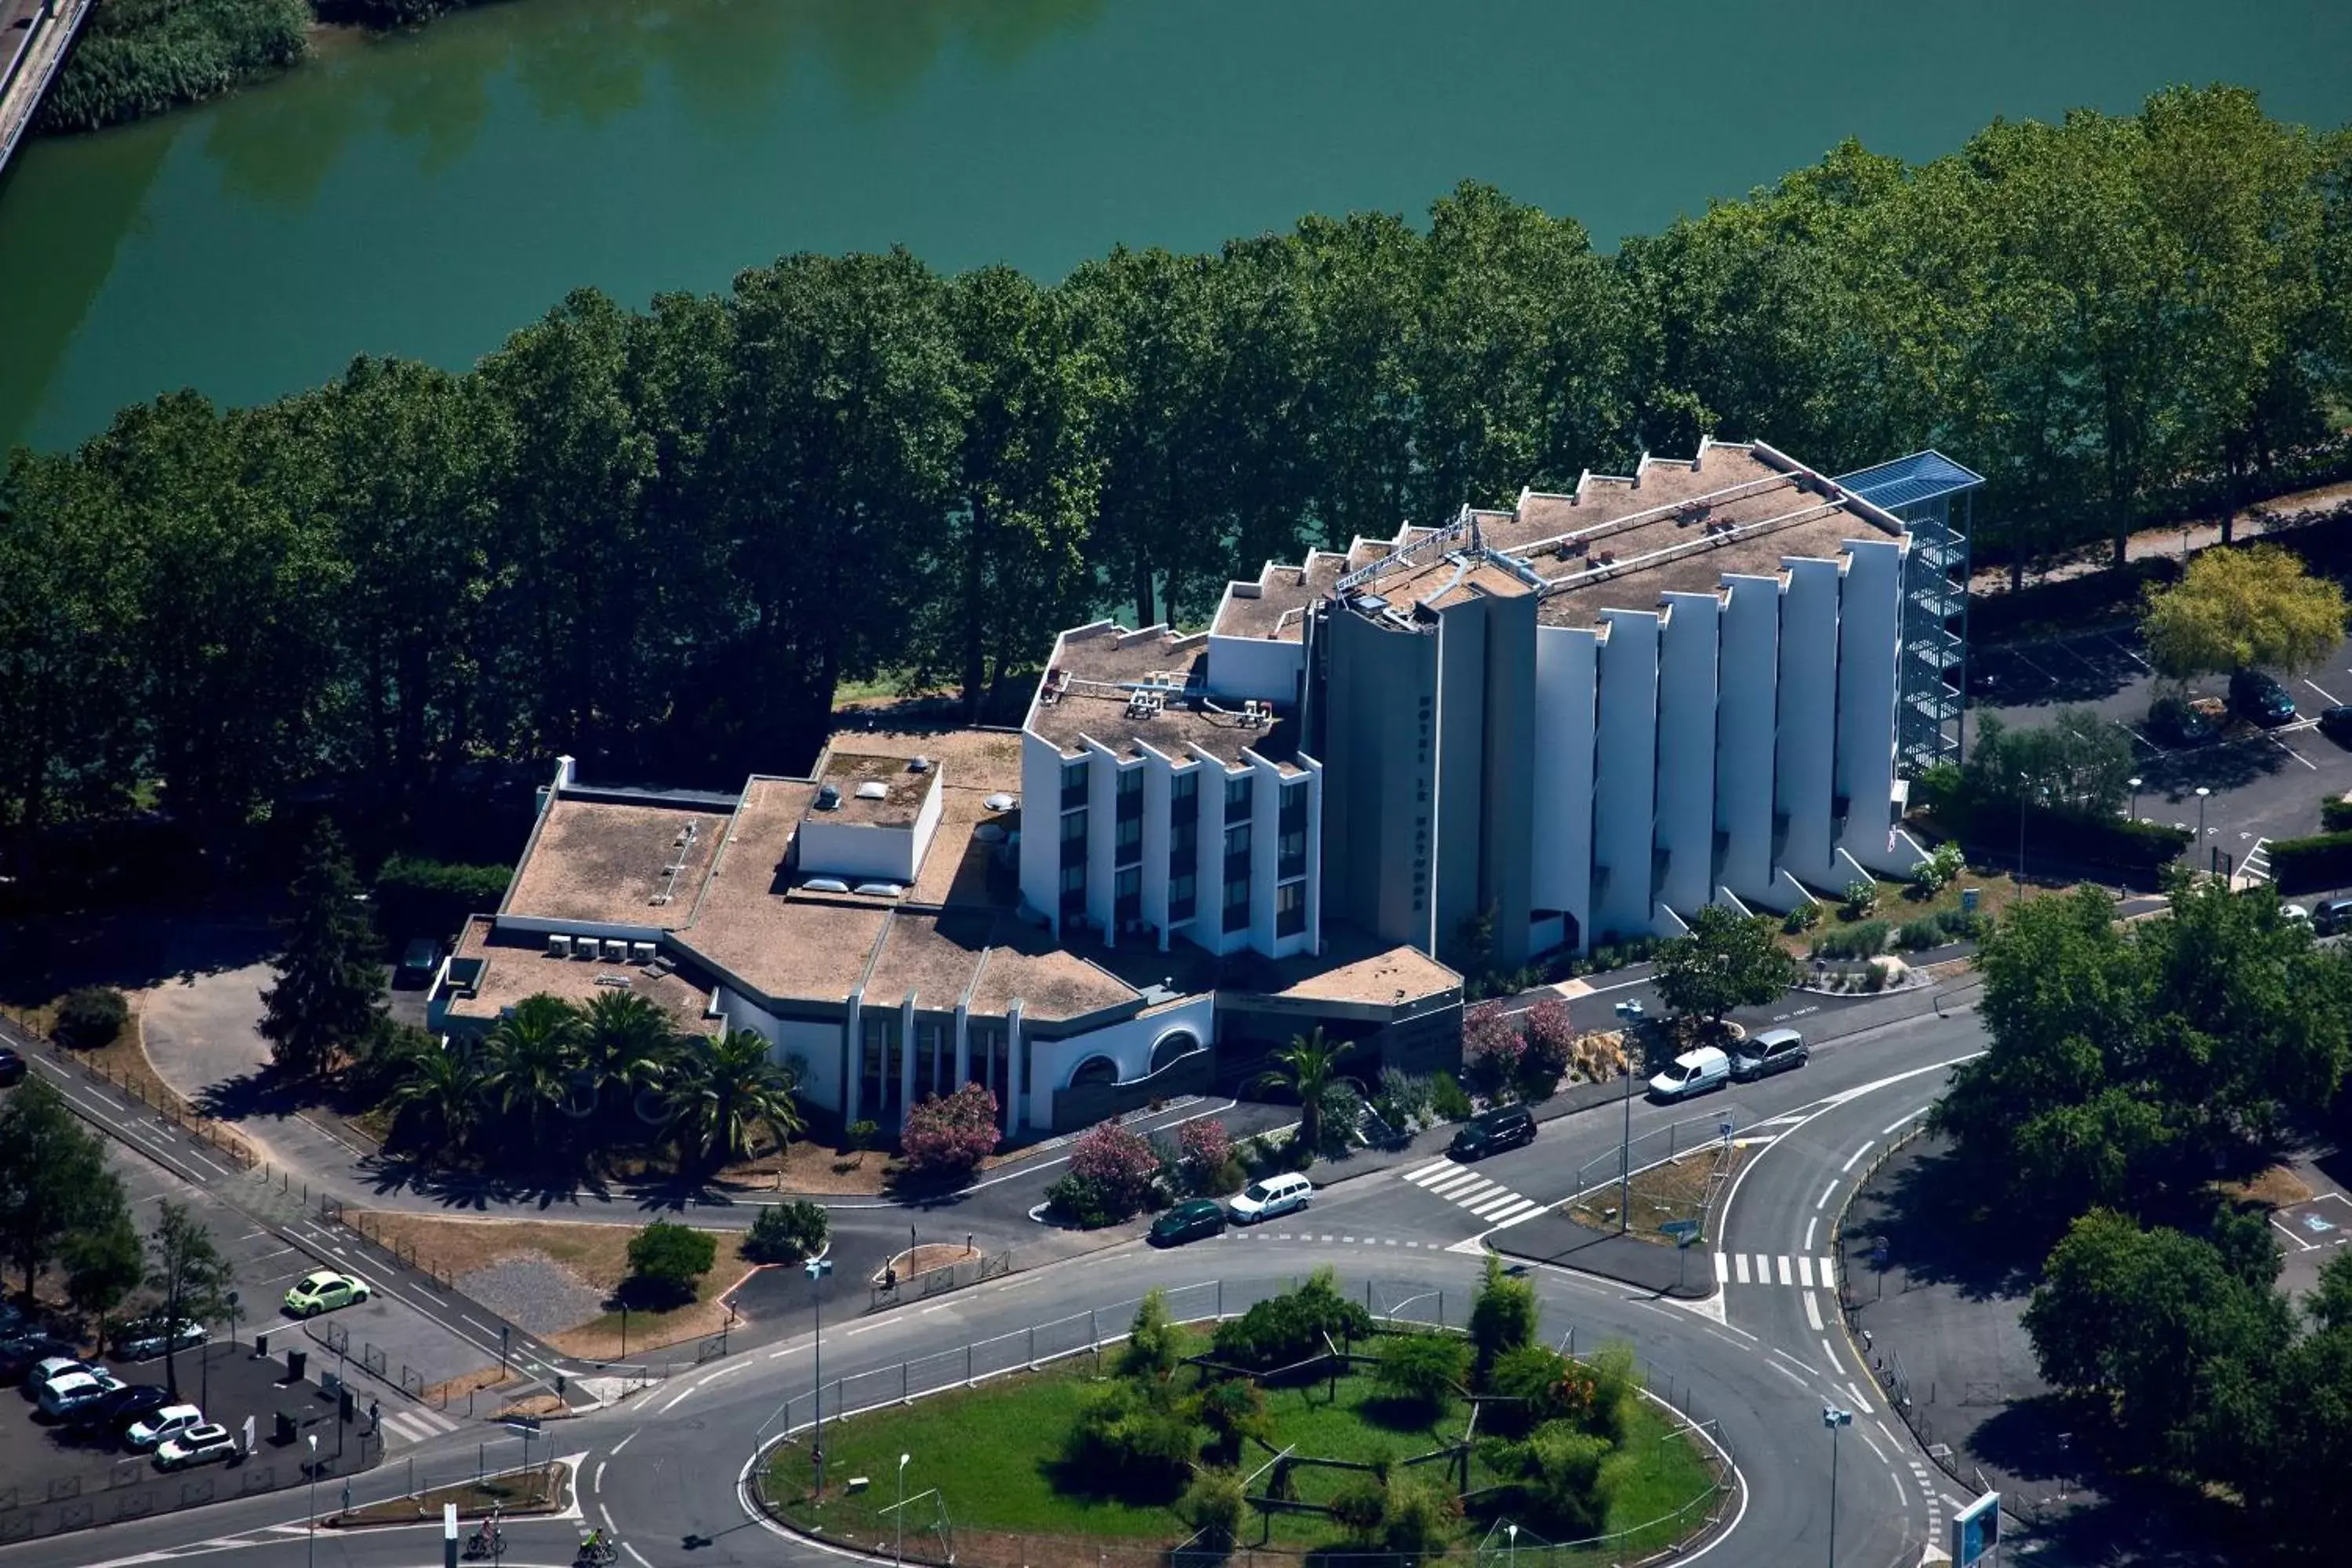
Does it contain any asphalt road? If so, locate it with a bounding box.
[8,1005,2007,1568]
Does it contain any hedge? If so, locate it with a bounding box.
[372,855,513,940]
[2266,831,2352,893]
[2321,796,2352,833]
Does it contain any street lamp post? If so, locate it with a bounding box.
[807,1255,833,1499]
[2128,776,2141,821]
[306,1434,320,1568]
[1613,1000,1645,1235]
[1507,1520,1519,1568]
[896,1452,911,1566]
[2196,786,2212,874]
[1822,1405,1852,1568]
[620,1305,629,1362]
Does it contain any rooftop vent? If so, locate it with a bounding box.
[593,974,632,989]
[814,783,841,811]
[909,755,932,773]
[855,780,889,800]
[804,877,851,894]
[854,881,906,898]
[982,792,1016,813]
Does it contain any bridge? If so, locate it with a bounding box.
[0,0,92,183]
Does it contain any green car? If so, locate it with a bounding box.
[283,1270,371,1317]
[1149,1200,1228,1247]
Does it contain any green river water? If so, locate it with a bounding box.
[4,0,2351,453]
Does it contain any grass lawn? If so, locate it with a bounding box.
[764,1338,1716,1555]
[1783,857,2026,960]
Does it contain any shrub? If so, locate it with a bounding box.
[2267,829,2352,892]
[55,985,129,1048]
[1909,841,1965,894]
[1462,1002,1525,1098]
[1374,1332,1469,1418]
[1044,1171,1116,1229]
[1486,1343,1578,1437]
[1069,1121,1163,1220]
[2324,795,2352,833]
[1178,1117,1232,1191]
[1592,944,1622,972]
[1781,900,1822,934]
[1841,879,1880,919]
[1469,1253,1538,1372]
[899,1083,999,1179]
[845,1119,880,1155]
[371,855,514,942]
[1862,962,1889,993]
[1062,1380,1197,1501]
[1316,1082,1367,1155]
[1933,906,1985,940]
[1812,920,1889,960]
[1520,1000,1575,1094]
[1209,1266,1374,1371]
[1197,1376,1270,1466]
[1896,917,1943,953]
[742,1200,829,1265]
[623,1220,717,1306]
[1180,1469,1247,1542]
[1372,1066,1434,1132]
[1515,1423,1617,1537]
[1330,1475,1389,1541]
[1381,1474,1461,1555]
[1429,1073,1474,1123]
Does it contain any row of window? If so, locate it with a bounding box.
[1066,861,1308,938]
[1059,758,1298,822]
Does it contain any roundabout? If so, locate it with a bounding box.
[7,1006,1994,1568]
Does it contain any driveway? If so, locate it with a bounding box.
[139,961,274,1109]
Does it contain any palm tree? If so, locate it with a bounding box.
[384,1043,478,1152]
[1252,1026,1356,1160]
[479,994,584,1151]
[661,1029,805,1174]
[577,991,678,1118]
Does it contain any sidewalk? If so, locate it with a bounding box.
[1966,476,2352,601]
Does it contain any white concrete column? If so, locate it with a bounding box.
[898,993,917,1131]
[1835,539,1907,874]
[1716,575,1780,905]
[1532,626,1599,953]
[1777,558,1843,887]
[1594,611,1661,940]
[1655,593,1720,920]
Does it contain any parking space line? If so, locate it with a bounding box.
[2308,678,2343,708]
[2105,632,2151,670]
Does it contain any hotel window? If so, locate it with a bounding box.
[1115,866,1142,924]
[1169,872,1197,922]
[1062,759,1088,809]
[1117,768,1144,815]
[1222,873,1250,934]
[1276,880,1306,937]
[1116,811,1143,867]
[1060,861,1087,912]
[1224,821,1251,878]
[1172,770,1199,815]
[1278,785,1308,879]
[1225,774,1251,815]
[1061,807,1088,867]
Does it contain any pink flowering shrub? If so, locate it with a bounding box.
[1069,1120,1163,1217]
[1461,1002,1526,1099]
[900,1083,1000,1178]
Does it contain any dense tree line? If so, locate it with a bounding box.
[5,87,2351,845]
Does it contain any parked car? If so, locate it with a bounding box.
[25,1354,90,1392]
[2312,898,2352,936]
[283,1270,371,1317]
[2148,692,2219,746]
[2283,904,2312,924]
[1149,1199,1229,1247]
[397,938,441,988]
[0,1336,73,1381]
[2230,667,2298,727]
[126,1404,207,1450]
[154,1423,238,1471]
[88,1384,175,1433]
[1227,1171,1312,1225]
[2321,706,2352,744]
[113,1318,207,1362]
[1449,1103,1537,1160]
[0,1044,24,1086]
[38,1370,124,1420]
[1730,1028,1809,1082]
[1649,1046,1733,1102]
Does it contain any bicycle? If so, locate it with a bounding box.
[576,1534,618,1567]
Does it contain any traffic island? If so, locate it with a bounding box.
[326,1461,571,1526]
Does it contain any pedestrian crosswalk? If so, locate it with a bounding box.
[1715,1251,1838,1290]
[378,1404,462,1446]
[1398,1157,1545,1229]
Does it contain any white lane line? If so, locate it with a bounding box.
[1878,1419,1900,1449]
[921,1304,949,1315]
[1714,1251,1729,1286]
[1797,1256,1814,1290]
[1803,1217,1818,1253]
[1766,1358,1809,1390]
[658,1385,696,1414]
[1881,1108,1925,1137]
[1776,1255,1791,1287]
[845,1322,885,1337]
[1821,1336,1839,1369]
[612,1431,636,1455]
[1841,1140,1875,1174]
[462,1314,493,1334]
[2309,678,2343,707]
[599,1504,616,1532]
[1817,1180,1837,1210]
[993,1276,1037,1292]
[623,1545,653,1568]
[1803,1292,1823,1332]
[1858,1425,1888,1465]
[1846,1381,1876,1416]
[1769,1345,1817,1378]
[1820,1255,1835,1284]
[592,1461,606,1494]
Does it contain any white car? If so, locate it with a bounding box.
[26,1355,89,1392]
[37,1370,124,1419]
[126,1404,206,1450]
[1648,1045,1732,1102]
[154,1423,238,1471]
[1227,1171,1312,1224]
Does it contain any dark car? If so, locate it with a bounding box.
[84,1384,174,1434]
[2313,898,2352,937]
[1730,1028,1810,1082]
[1149,1199,1228,1247]
[1449,1103,1537,1161]
[0,1045,24,1086]
[2319,706,2352,745]
[0,1335,74,1382]
[2148,693,2219,746]
[2230,668,2298,728]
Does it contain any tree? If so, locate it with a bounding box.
[576,990,680,1119]
[1653,906,1801,1033]
[742,1200,829,1266]
[1067,1120,1161,1221]
[1251,1027,1356,1161]
[1520,1000,1577,1091]
[479,994,585,1154]
[0,1077,119,1299]
[1177,1117,1233,1193]
[61,1184,143,1331]
[659,1029,804,1174]
[1373,1333,1470,1421]
[145,1201,234,1398]
[624,1220,717,1307]
[899,1082,1000,1180]
[54,986,129,1049]
[383,1038,478,1150]
[2142,542,2347,684]
[1460,1003,1525,1099]
[1469,1252,1539,1374]
[1115,1288,1184,1385]
[1962,708,2136,818]
[1196,1376,1270,1467]
[258,820,385,1079]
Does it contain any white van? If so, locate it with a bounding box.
[1649,1046,1732,1102]
[1228,1171,1312,1224]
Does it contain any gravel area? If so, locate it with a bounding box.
[458,1253,608,1335]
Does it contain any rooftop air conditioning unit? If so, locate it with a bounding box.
[630,942,656,964]
[814,783,841,811]
[573,938,600,960]
[546,934,573,958]
[602,939,629,963]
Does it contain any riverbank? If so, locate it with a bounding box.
[31,0,492,136]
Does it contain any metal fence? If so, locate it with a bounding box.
[9,1021,259,1172]
[0,1432,384,1543]
[746,1277,1735,1568]
[867,1246,1014,1309]
[1565,1109,1743,1200]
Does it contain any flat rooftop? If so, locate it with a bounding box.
[1029,625,1300,771]
[1213,552,1349,642]
[678,776,890,1003]
[442,917,720,1036]
[503,796,726,927]
[1083,920,1460,1014]
[809,753,936,828]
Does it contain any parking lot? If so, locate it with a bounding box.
[1971,623,2352,887]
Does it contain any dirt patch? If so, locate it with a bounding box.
[1567,1145,1752,1247]
[2219,1164,2315,1209]
[328,1461,568,1526]
[873,1243,978,1285]
[459,1254,606,1336]
[423,1366,514,1406]
[728,1137,901,1195]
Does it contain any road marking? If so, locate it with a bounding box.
[1797,1256,1814,1289]
[993,1276,1036,1293]
[1751,1252,1771,1282]
[1485,1200,1541,1225]
[1841,1140,1875,1174]
[2309,678,2343,707]
[462,1314,493,1334]
[1404,1157,1455,1182]
[845,1321,884,1336]
[1820,1255,1835,1284]
[599,1504,616,1532]
[1803,1217,1817,1253]
[1817,1180,1836,1210]
[1858,1425,1888,1464]
[1881,1109,1925,1137]
[1714,1251,1729,1285]
[1766,1357,1809,1390]
[592,1461,605,1494]
[624,1544,653,1568]
[658,1385,696,1414]
[1821,1337,1839,1369]
[1733,1254,1750,1284]
[1803,1292,1823,1331]
[1846,1381,1876,1416]
[612,1431,636,1455]
[1776,1255,1791,1286]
